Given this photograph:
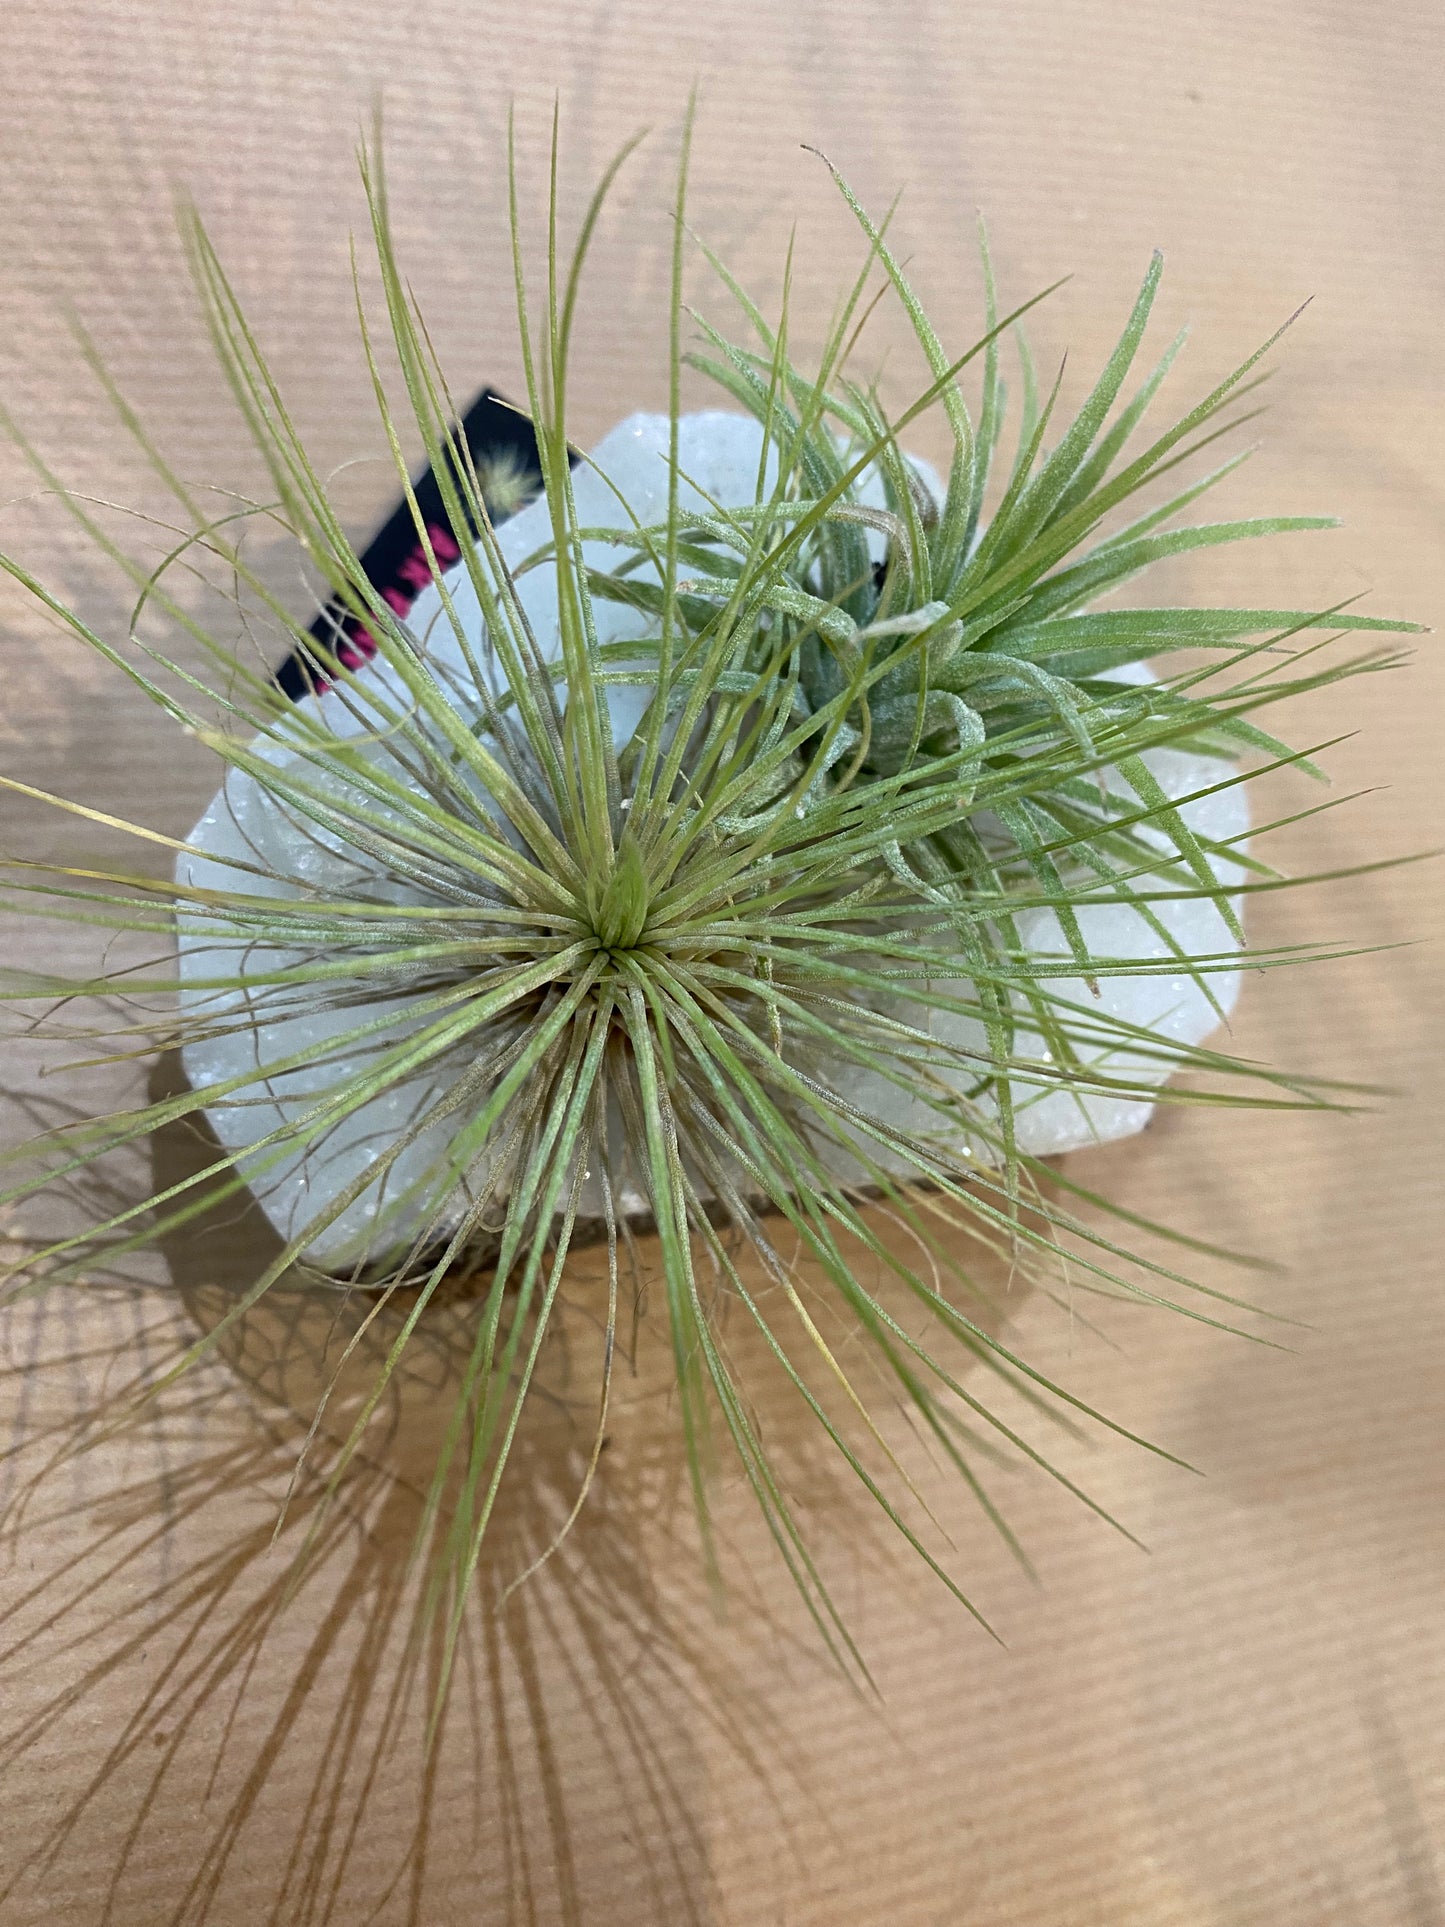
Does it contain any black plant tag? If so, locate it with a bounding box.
[274,388,545,699]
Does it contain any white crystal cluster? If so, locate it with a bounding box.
[176,412,1247,1267]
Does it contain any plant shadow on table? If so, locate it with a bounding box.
[0,1052,1043,1926]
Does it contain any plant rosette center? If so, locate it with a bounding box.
[589,839,652,956]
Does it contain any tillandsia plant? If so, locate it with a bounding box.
[0,112,1417,1691]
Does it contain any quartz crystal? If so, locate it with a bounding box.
[176,412,1247,1268]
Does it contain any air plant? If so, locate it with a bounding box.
[0,111,1415,1697]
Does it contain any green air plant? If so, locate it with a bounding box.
[0,117,1417,1691]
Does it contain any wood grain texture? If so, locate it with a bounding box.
[0,2,1441,1920]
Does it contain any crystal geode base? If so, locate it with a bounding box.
[175,412,1248,1271]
